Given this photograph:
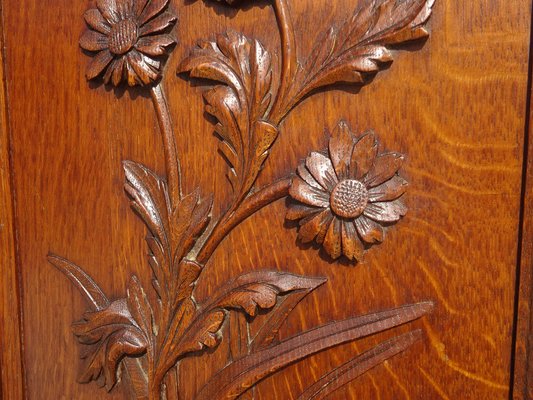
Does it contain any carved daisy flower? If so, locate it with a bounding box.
[79,0,177,86]
[286,121,408,261]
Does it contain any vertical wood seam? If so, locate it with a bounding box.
[0,0,25,398]
[510,2,533,399]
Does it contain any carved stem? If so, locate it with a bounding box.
[150,83,180,203]
[195,177,292,264]
[270,0,297,125]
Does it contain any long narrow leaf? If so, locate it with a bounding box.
[48,254,109,310]
[297,330,423,400]
[196,301,433,400]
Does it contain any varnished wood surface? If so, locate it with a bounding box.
[512,14,533,398]
[0,0,532,399]
[0,4,24,398]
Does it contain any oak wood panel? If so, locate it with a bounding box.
[0,2,24,398]
[1,0,531,399]
[512,11,533,397]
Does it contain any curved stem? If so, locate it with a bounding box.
[270,0,297,125]
[196,177,292,264]
[150,83,181,204]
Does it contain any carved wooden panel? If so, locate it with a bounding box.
[1,0,532,399]
[45,1,436,398]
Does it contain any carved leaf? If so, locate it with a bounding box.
[203,271,326,317]
[230,273,326,367]
[178,31,277,201]
[127,276,157,341]
[195,301,433,400]
[123,161,212,301]
[297,330,423,400]
[49,256,150,395]
[72,296,148,391]
[280,0,435,115]
[249,289,316,351]
[124,161,172,296]
[48,254,109,310]
[175,272,325,361]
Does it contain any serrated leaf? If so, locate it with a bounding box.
[127,276,157,341]
[172,271,325,364]
[176,310,226,357]
[49,256,149,395]
[282,0,434,115]
[123,160,211,304]
[179,31,277,201]
[124,160,172,247]
[72,298,148,391]
[204,271,326,318]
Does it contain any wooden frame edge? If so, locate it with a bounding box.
[0,0,25,398]
[512,5,533,399]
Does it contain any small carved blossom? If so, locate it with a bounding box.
[286,121,408,261]
[79,0,177,86]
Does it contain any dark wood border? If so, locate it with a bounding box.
[0,1,24,398]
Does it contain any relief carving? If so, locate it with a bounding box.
[287,121,408,261]
[49,0,436,398]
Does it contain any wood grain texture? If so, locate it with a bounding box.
[0,0,531,399]
[0,1,24,397]
[512,10,533,397]
[47,2,435,397]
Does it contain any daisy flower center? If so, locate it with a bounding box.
[330,179,368,219]
[109,18,138,55]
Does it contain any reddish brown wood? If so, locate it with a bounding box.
[46,1,437,398]
[0,4,24,398]
[1,0,531,399]
[286,121,408,261]
[512,14,533,397]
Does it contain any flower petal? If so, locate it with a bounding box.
[289,176,330,208]
[127,50,159,85]
[86,50,114,80]
[298,209,332,244]
[84,9,111,34]
[136,34,175,56]
[139,11,177,36]
[97,0,120,23]
[286,203,322,221]
[329,121,354,179]
[316,212,333,244]
[103,58,116,84]
[135,0,150,16]
[323,217,342,259]
[342,221,365,261]
[364,153,405,188]
[355,215,384,244]
[116,0,136,19]
[306,151,338,191]
[363,200,407,223]
[139,0,169,25]
[103,57,126,86]
[350,130,378,180]
[368,176,408,202]
[79,30,109,52]
[125,59,141,86]
[297,164,322,190]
